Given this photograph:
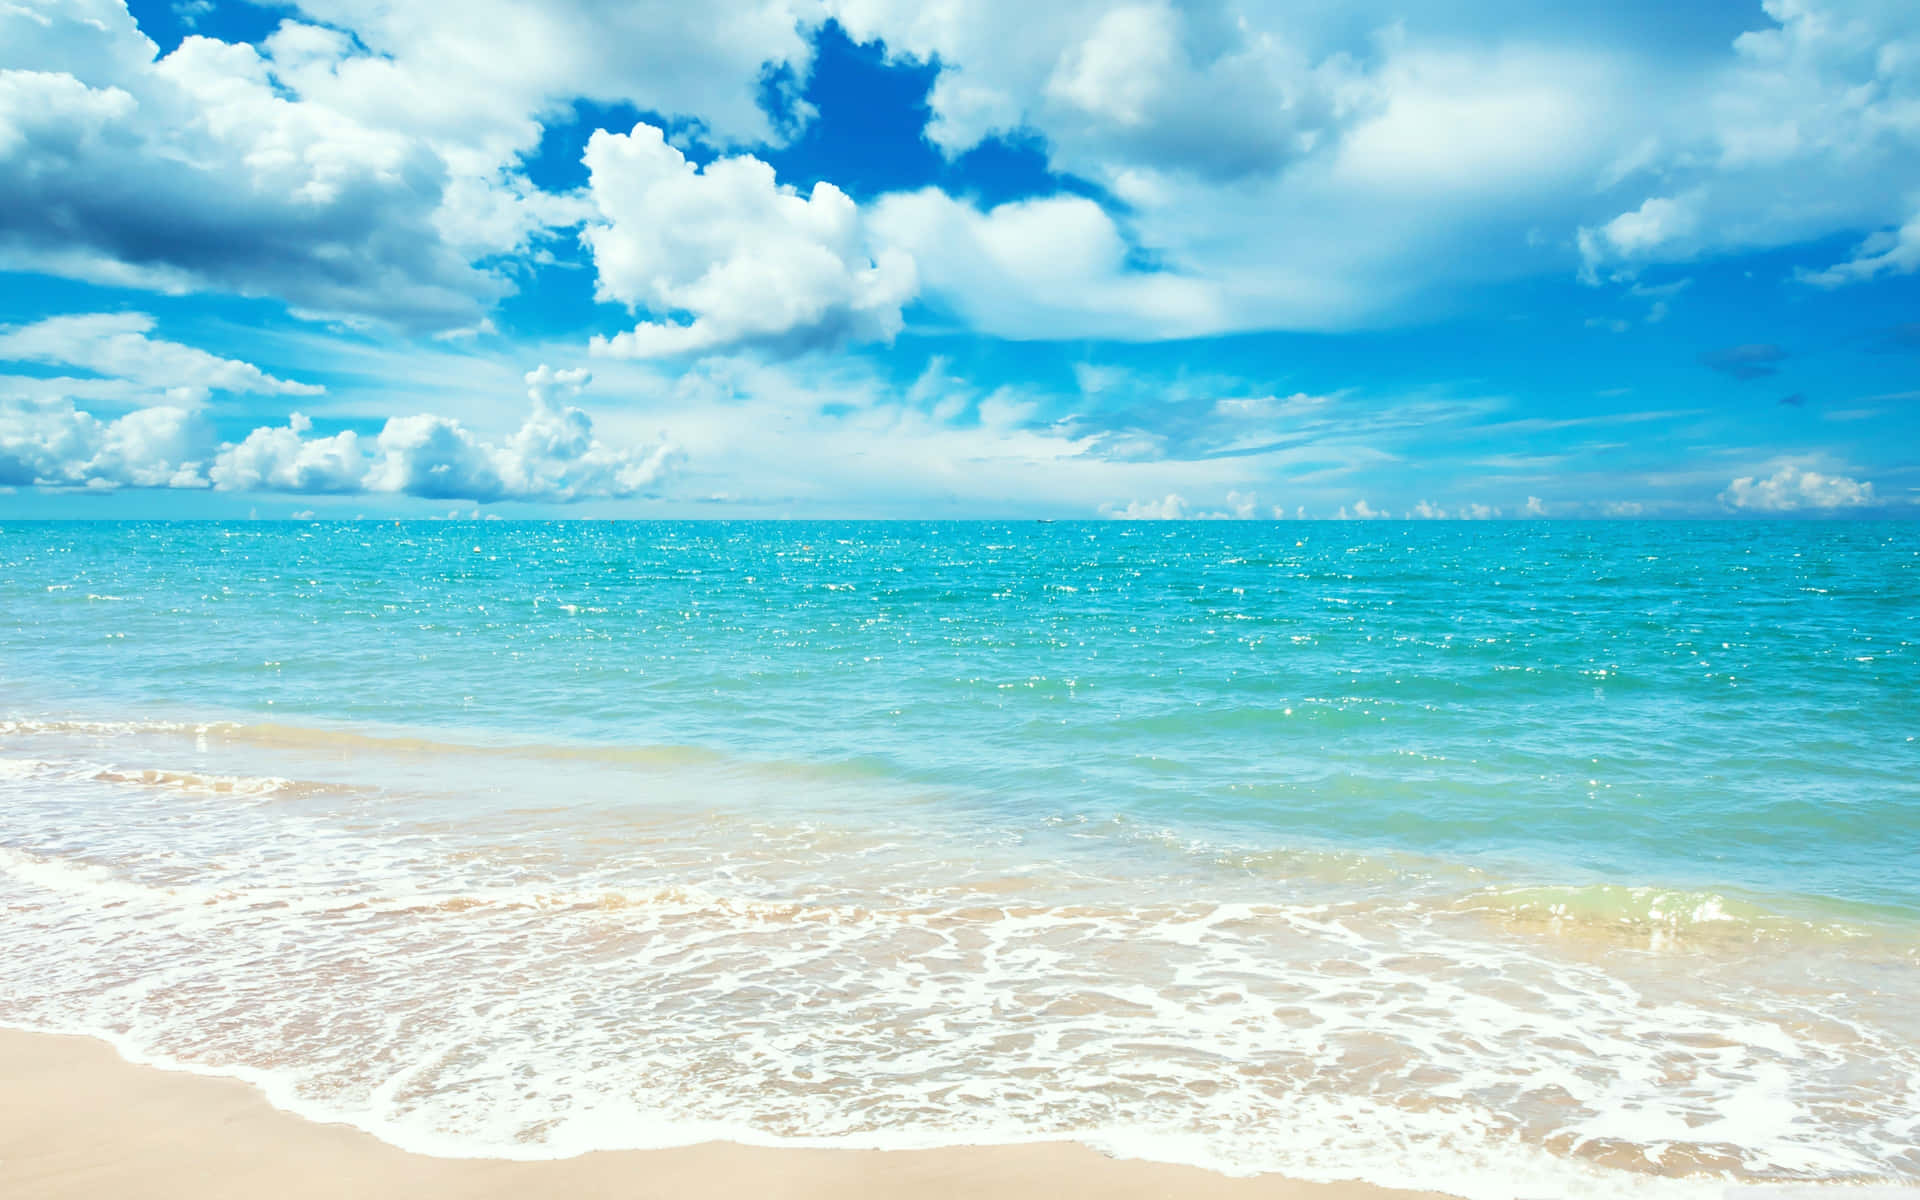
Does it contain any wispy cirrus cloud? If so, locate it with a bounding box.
[0,313,321,405]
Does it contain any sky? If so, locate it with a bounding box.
[1,0,1916,519]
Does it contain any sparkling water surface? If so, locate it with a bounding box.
[2,521,1916,1198]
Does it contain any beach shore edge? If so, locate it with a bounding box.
[0,1027,1452,1200]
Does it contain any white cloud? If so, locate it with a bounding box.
[0,2,513,329]
[1106,489,1261,519]
[614,353,1286,516]
[275,0,816,158]
[6,0,1915,348]
[1719,464,1876,511]
[1215,392,1334,419]
[0,312,321,405]
[868,189,1223,340]
[1523,495,1549,516]
[1800,212,1920,286]
[1406,498,1503,518]
[1,2,903,335]
[830,4,1671,332]
[835,0,1920,333]
[357,365,683,501]
[1578,0,1920,283]
[1335,498,1386,519]
[1100,493,1188,519]
[1,364,677,502]
[1578,193,1703,282]
[209,413,366,493]
[0,398,212,489]
[833,0,1369,181]
[583,124,916,358]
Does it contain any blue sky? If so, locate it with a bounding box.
[1,0,1916,518]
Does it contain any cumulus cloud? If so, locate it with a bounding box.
[1578,0,1920,284]
[583,124,917,358]
[925,34,1655,334]
[1097,490,1260,519]
[1335,499,1386,519]
[0,1,841,335]
[1100,492,1189,519]
[209,413,367,493]
[1577,193,1702,282]
[0,2,516,329]
[0,312,321,404]
[1800,212,1920,287]
[1,364,678,502]
[854,1,1889,332]
[1038,2,1370,182]
[830,3,1686,330]
[1410,499,1502,518]
[303,0,1920,338]
[0,399,211,490]
[832,0,1371,181]
[7,0,1916,349]
[1098,491,1268,519]
[868,189,1223,340]
[1719,464,1875,511]
[1101,489,1263,519]
[277,0,816,158]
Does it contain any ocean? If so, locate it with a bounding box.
[1,520,1915,1198]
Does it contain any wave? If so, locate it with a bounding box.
[1106,823,1920,951]
[1450,883,1904,947]
[6,708,1917,953]
[0,753,337,803]
[2,799,1917,1194]
[1,714,928,799]
[0,1018,1762,1200]
[0,716,228,738]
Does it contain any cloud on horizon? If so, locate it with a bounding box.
[0,365,679,502]
[1720,463,1875,512]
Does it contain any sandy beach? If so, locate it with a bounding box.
[0,1028,1451,1200]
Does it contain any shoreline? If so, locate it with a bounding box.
[0,1027,1451,1200]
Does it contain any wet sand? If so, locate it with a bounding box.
[0,1027,1452,1200]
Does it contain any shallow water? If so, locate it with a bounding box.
[1,521,1915,1198]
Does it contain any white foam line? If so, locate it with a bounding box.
[0,1018,1738,1200]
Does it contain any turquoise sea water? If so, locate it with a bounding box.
[2,521,1916,1197]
